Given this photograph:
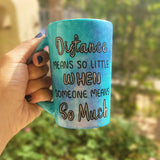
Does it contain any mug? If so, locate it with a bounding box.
[29,19,113,129]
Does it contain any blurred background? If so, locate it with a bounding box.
[0,0,160,160]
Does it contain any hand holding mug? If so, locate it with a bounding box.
[0,18,113,154]
[0,35,52,154]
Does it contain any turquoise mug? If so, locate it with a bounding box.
[29,19,113,129]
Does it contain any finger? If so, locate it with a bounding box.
[7,35,46,63]
[25,89,52,103]
[32,50,49,67]
[26,76,52,95]
[28,64,49,80]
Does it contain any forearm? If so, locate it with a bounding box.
[0,126,12,155]
[0,135,9,155]
[0,137,8,155]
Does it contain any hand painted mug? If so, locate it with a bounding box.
[29,19,113,129]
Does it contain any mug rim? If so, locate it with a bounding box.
[48,18,112,28]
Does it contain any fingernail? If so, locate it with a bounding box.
[35,32,42,38]
[37,56,43,64]
[25,95,32,102]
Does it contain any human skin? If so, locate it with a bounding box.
[0,35,52,155]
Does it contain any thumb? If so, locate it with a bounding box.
[7,35,46,64]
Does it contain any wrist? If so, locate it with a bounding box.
[0,128,12,155]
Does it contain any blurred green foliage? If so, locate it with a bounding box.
[1,112,159,160]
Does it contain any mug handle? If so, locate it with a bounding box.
[27,37,55,116]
